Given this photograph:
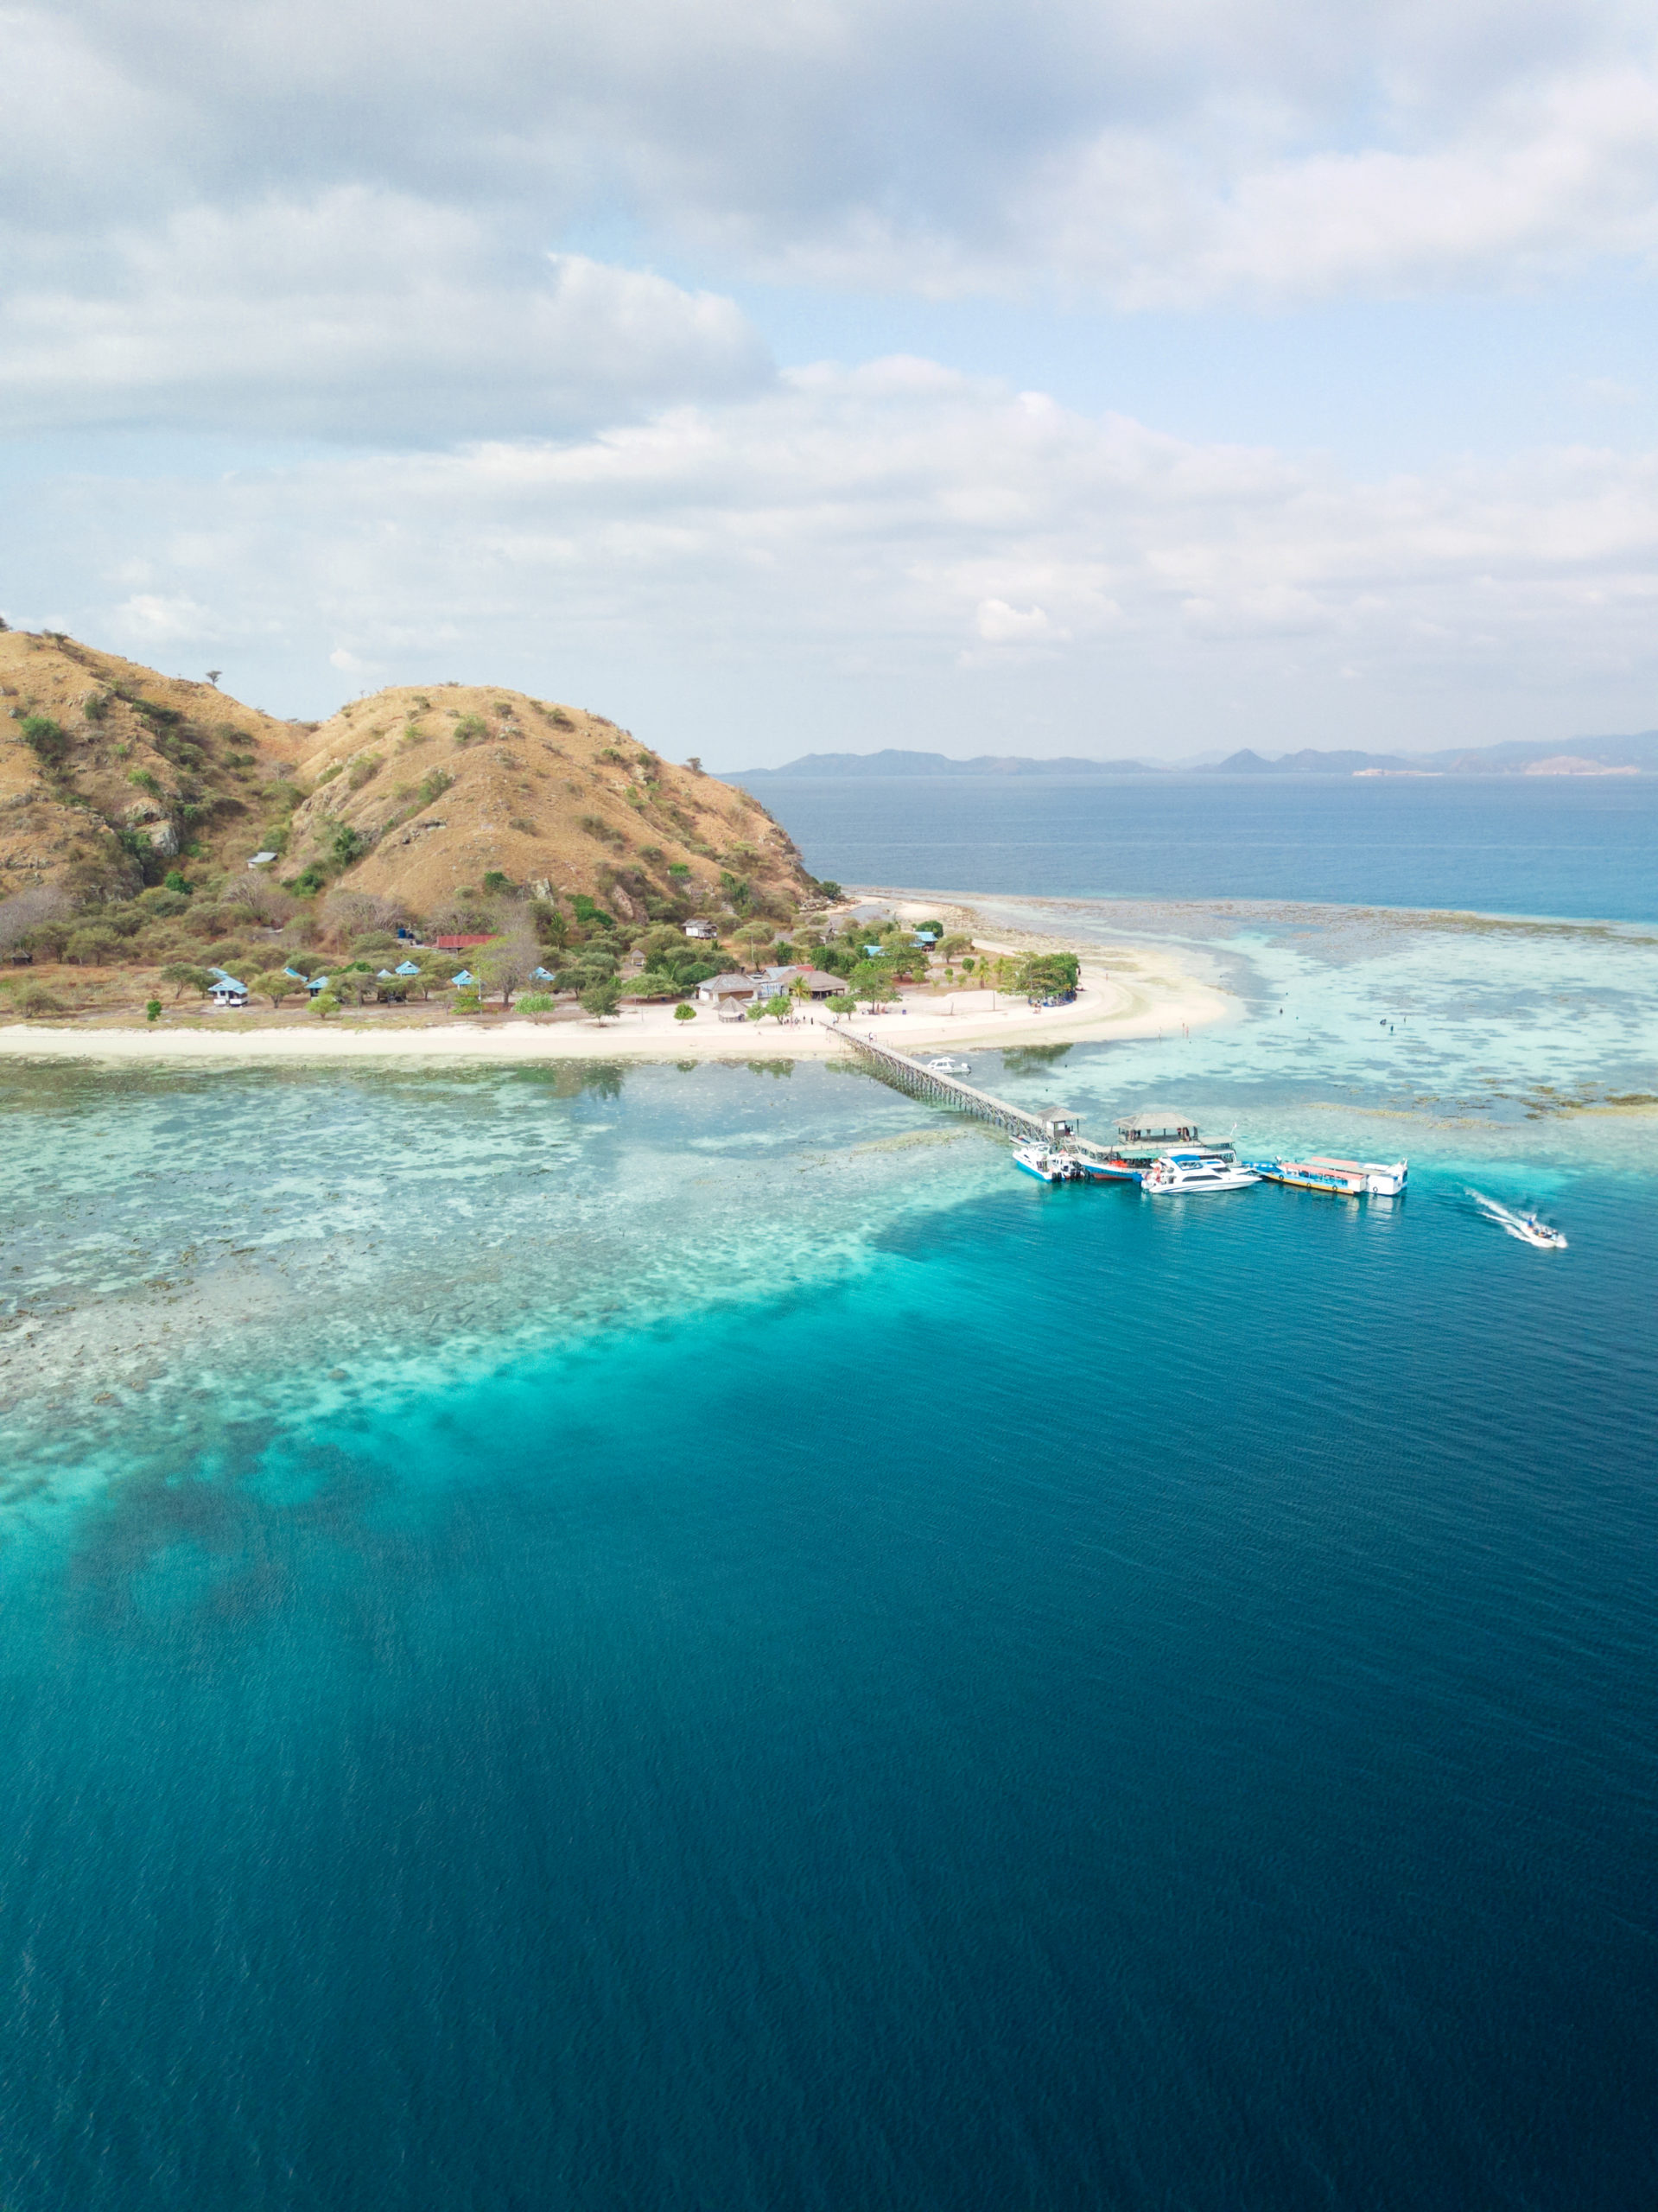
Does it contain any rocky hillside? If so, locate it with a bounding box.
[0,630,307,903]
[0,635,813,924]
[283,684,810,918]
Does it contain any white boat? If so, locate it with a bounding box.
[1255,1154,1407,1198]
[1470,1190,1568,1249]
[1141,1147,1261,1195]
[925,1056,972,1075]
[1011,1144,1078,1184]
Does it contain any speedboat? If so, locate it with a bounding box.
[1011,1144,1078,1184]
[1141,1147,1260,1195]
[1470,1190,1567,1249]
[925,1056,972,1075]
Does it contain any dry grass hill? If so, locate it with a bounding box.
[0,628,307,902]
[284,683,809,918]
[0,631,813,921]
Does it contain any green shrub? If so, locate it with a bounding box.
[674,1001,696,1021]
[453,715,488,746]
[518,992,556,1014]
[20,715,70,769]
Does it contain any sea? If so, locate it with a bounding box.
[2,778,1655,2210]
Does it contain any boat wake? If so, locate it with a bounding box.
[1468,1188,1569,1250]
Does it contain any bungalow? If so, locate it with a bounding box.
[450,969,475,988]
[208,976,249,1007]
[683,919,718,940]
[753,964,846,1001]
[794,968,848,1001]
[394,960,422,976]
[694,971,758,1004]
[306,974,331,995]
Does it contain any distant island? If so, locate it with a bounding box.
[722,734,1658,779]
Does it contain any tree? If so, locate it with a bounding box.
[206,669,222,687]
[766,995,792,1021]
[253,970,296,1009]
[825,993,856,1014]
[816,879,842,901]
[476,925,538,1008]
[674,1001,696,1022]
[0,886,69,954]
[1015,952,1080,1001]
[580,977,621,1020]
[18,984,62,1017]
[64,925,120,965]
[311,988,340,1018]
[161,962,214,1001]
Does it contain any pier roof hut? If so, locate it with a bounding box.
[1117,1104,1199,1144]
[1036,1105,1082,1141]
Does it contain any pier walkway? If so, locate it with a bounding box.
[833,1027,1083,1146]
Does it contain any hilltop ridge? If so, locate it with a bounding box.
[0,632,812,918]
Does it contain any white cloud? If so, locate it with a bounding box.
[10,1,1658,308]
[0,196,771,437]
[112,592,220,644]
[974,600,1068,645]
[23,361,1658,755]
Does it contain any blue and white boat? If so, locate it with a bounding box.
[1011,1144,1079,1184]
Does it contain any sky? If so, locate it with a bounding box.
[5,0,1658,764]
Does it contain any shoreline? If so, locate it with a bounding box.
[0,896,1236,1066]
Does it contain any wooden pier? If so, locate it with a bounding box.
[832,1027,1080,1145]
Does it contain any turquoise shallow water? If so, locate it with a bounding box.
[3,874,1656,2207]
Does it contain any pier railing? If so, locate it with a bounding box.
[830,1027,1055,1141]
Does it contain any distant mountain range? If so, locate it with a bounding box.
[721,734,1658,779]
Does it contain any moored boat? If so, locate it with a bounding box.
[1011,1143,1081,1184]
[1254,1154,1407,1198]
[1141,1148,1260,1195]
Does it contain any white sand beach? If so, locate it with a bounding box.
[0,902,1235,1067]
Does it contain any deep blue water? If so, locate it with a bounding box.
[3,769,1656,2208]
[748,773,1658,919]
[3,1075,1656,2211]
